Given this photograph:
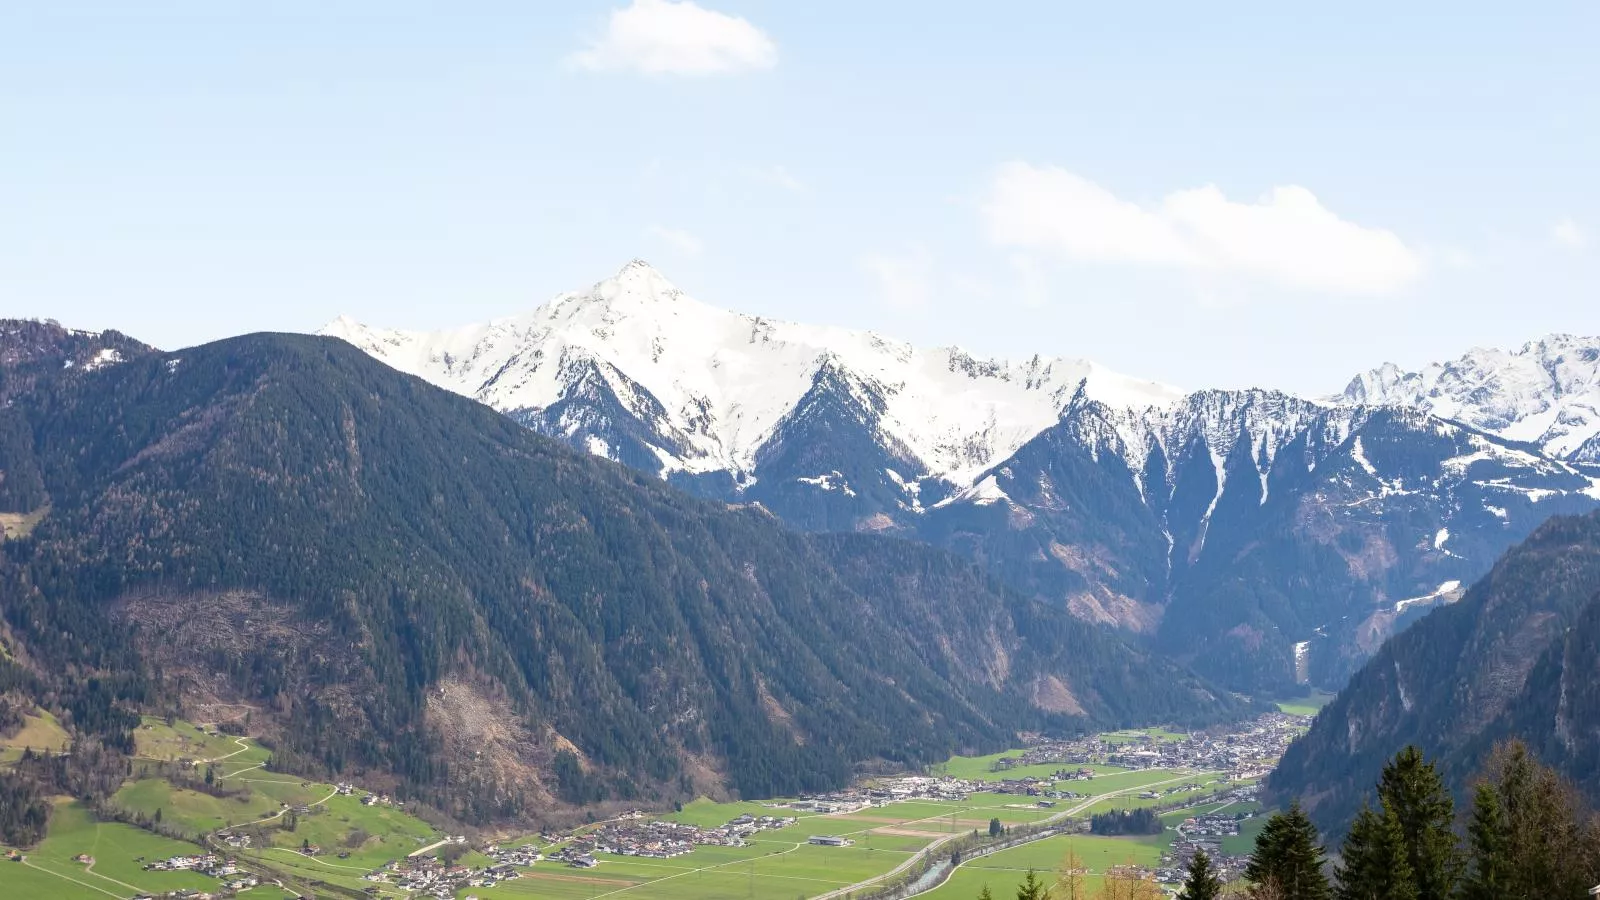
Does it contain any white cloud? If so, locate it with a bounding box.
[861,247,933,310]
[645,225,704,255]
[570,0,777,76]
[981,162,1423,295]
[743,164,805,192]
[1552,218,1588,250]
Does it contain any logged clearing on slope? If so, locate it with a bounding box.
[0,505,48,540]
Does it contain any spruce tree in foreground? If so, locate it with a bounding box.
[977,887,994,900]
[1458,782,1508,900]
[1177,848,1223,900]
[1334,802,1415,900]
[1375,745,1460,900]
[1015,868,1050,900]
[1244,801,1330,900]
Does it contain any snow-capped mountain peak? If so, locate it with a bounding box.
[1338,333,1600,462]
[319,263,1600,693]
[320,261,1184,487]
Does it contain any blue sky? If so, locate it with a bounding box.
[3,1,1596,393]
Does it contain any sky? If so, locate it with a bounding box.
[2,1,1597,395]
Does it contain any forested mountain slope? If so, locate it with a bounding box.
[0,322,1244,822]
[1269,509,1600,830]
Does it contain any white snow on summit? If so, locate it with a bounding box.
[1339,334,1600,463]
[320,260,1183,487]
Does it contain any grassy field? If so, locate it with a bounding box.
[0,709,72,763]
[112,721,449,896]
[936,751,1131,783]
[1,799,220,899]
[1276,691,1337,717]
[1100,727,1191,745]
[132,716,250,763]
[259,790,440,866]
[4,715,1245,900]
[664,797,822,828]
[112,777,283,834]
[469,766,1217,900]
[921,832,1167,900]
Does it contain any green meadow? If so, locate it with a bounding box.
[3,799,216,899]
[1276,691,1337,717]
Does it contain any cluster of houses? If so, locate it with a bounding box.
[365,855,495,897]
[1000,711,1308,783]
[1180,810,1246,838]
[122,854,259,898]
[484,842,541,867]
[547,845,601,868]
[556,811,801,863]
[861,775,976,803]
[776,779,975,813]
[142,853,244,879]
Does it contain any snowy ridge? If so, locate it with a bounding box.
[1339,334,1600,463]
[1061,389,1363,509]
[322,260,1182,487]
[321,262,1600,543]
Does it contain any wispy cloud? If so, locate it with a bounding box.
[570,0,777,76]
[645,225,705,256]
[861,246,933,311]
[981,162,1423,296]
[1552,218,1588,250]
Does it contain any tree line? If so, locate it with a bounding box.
[977,740,1600,900]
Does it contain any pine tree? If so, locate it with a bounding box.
[978,888,994,900]
[1244,801,1330,900]
[1470,740,1600,898]
[1458,782,1508,900]
[1015,868,1051,900]
[1178,849,1223,900]
[1334,802,1415,900]
[1375,746,1460,900]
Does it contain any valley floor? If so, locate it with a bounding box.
[1,709,1310,899]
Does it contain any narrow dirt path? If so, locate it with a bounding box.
[21,858,128,899]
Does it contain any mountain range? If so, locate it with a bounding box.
[0,320,1244,822]
[322,262,1600,692]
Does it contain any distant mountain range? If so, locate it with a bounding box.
[323,262,1600,693]
[1270,509,1600,831]
[0,319,1244,822]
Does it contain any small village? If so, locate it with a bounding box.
[1157,806,1259,885]
[1002,710,1308,782]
